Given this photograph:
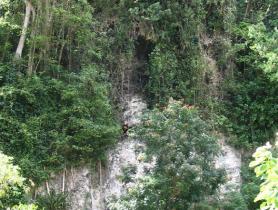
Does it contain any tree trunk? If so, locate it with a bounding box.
[27,23,37,76]
[244,0,251,18]
[15,0,34,59]
[99,160,102,185]
[62,168,66,192]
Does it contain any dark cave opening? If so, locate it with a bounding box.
[133,35,155,90]
[135,35,154,62]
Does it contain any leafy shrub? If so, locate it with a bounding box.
[222,22,278,149]
[109,100,225,210]
[219,192,248,210]
[249,142,278,210]
[36,190,68,210]
[146,45,177,105]
[240,161,261,210]
[119,164,137,184]
[11,203,38,210]
[0,65,120,184]
[0,151,37,209]
[223,74,278,148]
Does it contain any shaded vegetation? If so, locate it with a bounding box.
[0,0,277,209]
[109,101,225,209]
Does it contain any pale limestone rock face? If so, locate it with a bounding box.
[38,107,242,210]
[103,94,155,203]
[37,166,103,210]
[38,76,241,209]
[38,94,155,210]
[215,138,242,195]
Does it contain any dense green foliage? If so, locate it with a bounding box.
[36,190,68,210]
[129,2,204,105]
[91,0,235,106]
[240,161,261,210]
[0,0,121,185]
[250,141,278,210]
[220,2,278,208]
[0,151,26,208]
[109,101,224,209]
[0,151,37,209]
[222,22,278,149]
[0,65,120,183]
[0,0,277,209]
